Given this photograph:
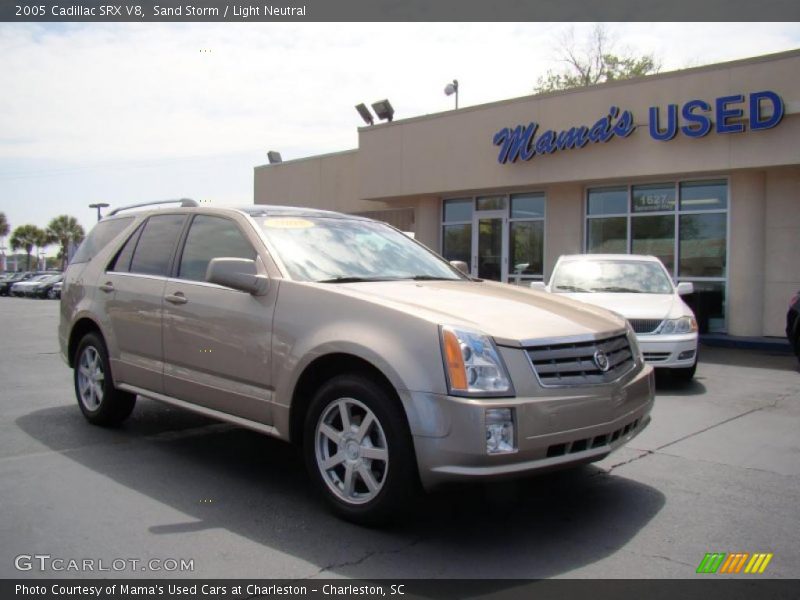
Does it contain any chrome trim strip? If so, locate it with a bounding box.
[517,328,628,348]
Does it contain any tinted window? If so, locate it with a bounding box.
[443,199,472,222]
[129,215,186,276]
[178,216,256,282]
[680,180,727,211]
[108,224,143,272]
[71,217,134,265]
[587,187,627,215]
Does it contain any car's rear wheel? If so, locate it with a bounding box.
[74,333,136,426]
[303,374,419,525]
[47,288,57,299]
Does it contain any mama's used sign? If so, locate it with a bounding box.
[493,90,784,164]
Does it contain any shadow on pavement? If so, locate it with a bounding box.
[697,345,798,372]
[17,400,666,581]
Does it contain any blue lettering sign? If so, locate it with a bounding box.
[649,104,678,141]
[716,94,745,134]
[493,106,636,164]
[681,99,712,138]
[750,90,784,130]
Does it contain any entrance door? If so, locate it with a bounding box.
[472,210,508,281]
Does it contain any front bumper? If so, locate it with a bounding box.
[406,361,655,490]
[639,333,698,368]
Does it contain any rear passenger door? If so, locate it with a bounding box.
[100,214,186,393]
[161,214,277,425]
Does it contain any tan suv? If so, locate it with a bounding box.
[60,200,655,524]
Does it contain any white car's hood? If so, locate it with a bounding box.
[555,292,686,320]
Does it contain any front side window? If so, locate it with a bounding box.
[178,216,256,282]
[129,215,186,276]
[259,217,462,282]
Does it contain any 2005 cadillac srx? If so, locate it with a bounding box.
[60,200,654,524]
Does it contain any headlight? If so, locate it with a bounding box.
[440,325,513,397]
[658,316,698,335]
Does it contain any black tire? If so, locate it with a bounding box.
[794,335,800,364]
[672,361,697,384]
[303,374,420,526]
[73,332,136,426]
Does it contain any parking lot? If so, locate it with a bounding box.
[1,297,798,579]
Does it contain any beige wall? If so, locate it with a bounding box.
[763,167,800,337]
[543,184,584,280]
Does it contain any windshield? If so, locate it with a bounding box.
[257,216,464,283]
[551,259,674,294]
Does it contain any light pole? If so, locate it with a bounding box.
[444,79,459,110]
[89,203,110,222]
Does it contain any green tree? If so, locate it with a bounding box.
[10,225,46,270]
[0,212,8,271]
[535,25,660,93]
[47,215,85,270]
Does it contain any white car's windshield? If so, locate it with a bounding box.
[551,260,674,294]
[257,216,464,283]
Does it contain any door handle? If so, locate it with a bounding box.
[99,282,114,293]
[165,293,188,305]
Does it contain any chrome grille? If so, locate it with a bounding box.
[526,332,635,386]
[628,318,663,334]
[643,352,671,363]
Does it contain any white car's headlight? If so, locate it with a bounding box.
[658,316,698,335]
[440,325,513,397]
[625,321,643,363]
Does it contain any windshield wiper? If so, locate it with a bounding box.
[316,276,394,284]
[555,285,592,292]
[409,275,460,281]
[594,286,642,293]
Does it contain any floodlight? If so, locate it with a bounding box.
[267,151,282,164]
[371,99,394,122]
[355,103,374,125]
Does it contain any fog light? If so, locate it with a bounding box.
[678,349,696,361]
[486,408,515,454]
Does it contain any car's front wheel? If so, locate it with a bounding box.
[303,374,419,525]
[74,333,136,426]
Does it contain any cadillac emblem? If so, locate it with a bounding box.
[593,350,610,372]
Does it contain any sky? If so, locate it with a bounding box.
[1,21,799,252]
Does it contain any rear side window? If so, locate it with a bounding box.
[129,215,186,276]
[70,217,134,265]
[178,216,256,282]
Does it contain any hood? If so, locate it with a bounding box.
[326,280,627,345]
[554,292,685,319]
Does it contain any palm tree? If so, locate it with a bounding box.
[0,212,8,271]
[10,224,44,271]
[47,215,85,270]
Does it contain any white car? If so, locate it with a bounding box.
[532,254,698,382]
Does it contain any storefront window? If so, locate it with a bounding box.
[587,217,626,253]
[585,179,728,332]
[632,183,676,213]
[442,224,472,270]
[443,198,472,222]
[508,193,545,284]
[679,213,726,277]
[680,180,728,211]
[587,187,627,215]
[476,196,507,211]
[632,215,675,273]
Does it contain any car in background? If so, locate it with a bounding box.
[787,290,800,364]
[50,280,63,300]
[20,273,63,299]
[0,272,35,296]
[10,274,53,297]
[533,254,698,382]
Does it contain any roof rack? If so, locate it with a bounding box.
[108,198,198,216]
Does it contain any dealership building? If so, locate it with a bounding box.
[254,49,800,339]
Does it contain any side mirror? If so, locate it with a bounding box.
[206,258,269,295]
[449,260,469,275]
[676,282,694,296]
[529,281,547,291]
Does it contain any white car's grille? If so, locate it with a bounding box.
[526,333,635,386]
[628,318,663,334]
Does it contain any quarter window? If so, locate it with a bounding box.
[178,216,256,282]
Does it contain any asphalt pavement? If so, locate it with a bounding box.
[1,297,798,579]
